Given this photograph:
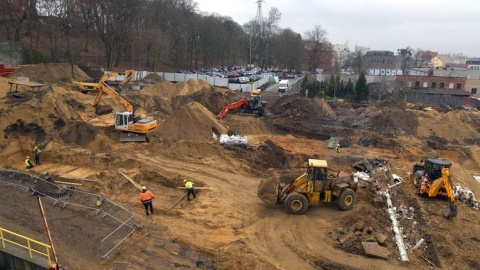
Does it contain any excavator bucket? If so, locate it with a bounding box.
[120,132,146,142]
[443,204,458,218]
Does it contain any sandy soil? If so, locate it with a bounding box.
[0,65,480,270]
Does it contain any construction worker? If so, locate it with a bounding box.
[33,145,42,165]
[184,179,196,201]
[335,144,340,153]
[139,186,154,216]
[25,156,34,169]
[421,174,429,186]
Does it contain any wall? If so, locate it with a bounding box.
[0,41,23,66]
[0,250,48,270]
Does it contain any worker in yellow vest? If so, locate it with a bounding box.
[184,179,196,201]
[25,156,34,169]
[33,146,42,165]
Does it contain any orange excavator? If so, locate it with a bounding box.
[217,89,267,119]
[92,71,157,142]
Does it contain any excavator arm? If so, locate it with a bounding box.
[428,167,458,218]
[94,82,134,113]
[119,70,136,90]
[217,98,249,119]
[74,71,135,93]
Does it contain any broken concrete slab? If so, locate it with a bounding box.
[375,233,388,245]
[338,231,355,245]
[361,242,390,260]
[331,231,340,240]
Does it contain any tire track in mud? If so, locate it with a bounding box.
[130,153,409,270]
[243,212,408,270]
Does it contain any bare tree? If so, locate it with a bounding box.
[274,28,303,71]
[345,45,368,75]
[304,25,328,72]
[398,46,414,74]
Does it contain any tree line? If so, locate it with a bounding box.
[0,0,333,72]
[1,0,430,77]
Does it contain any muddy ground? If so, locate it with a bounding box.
[0,64,479,270]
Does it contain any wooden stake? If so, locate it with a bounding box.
[176,187,212,190]
[118,168,142,190]
[56,181,82,186]
[168,194,187,210]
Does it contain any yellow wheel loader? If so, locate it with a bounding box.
[258,159,358,215]
[412,158,458,218]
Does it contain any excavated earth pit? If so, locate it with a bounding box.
[0,65,480,270]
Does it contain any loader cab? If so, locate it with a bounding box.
[424,159,451,182]
[115,111,134,130]
[307,159,328,182]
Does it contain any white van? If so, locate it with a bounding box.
[278,80,289,93]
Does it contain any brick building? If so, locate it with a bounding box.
[395,71,466,91]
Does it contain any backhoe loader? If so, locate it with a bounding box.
[92,72,157,142]
[258,159,358,215]
[412,158,458,218]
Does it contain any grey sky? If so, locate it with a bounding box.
[195,0,480,57]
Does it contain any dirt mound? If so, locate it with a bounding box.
[141,79,212,99]
[367,107,418,136]
[143,72,166,82]
[171,88,237,116]
[155,101,228,141]
[416,109,480,144]
[270,95,335,119]
[59,121,98,145]
[10,63,91,83]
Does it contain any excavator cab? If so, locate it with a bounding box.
[114,111,148,142]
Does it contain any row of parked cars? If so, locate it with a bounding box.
[176,66,265,83]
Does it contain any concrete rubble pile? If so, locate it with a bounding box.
[331,220,390,260]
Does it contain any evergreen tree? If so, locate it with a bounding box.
[355,72,368,102]
[327,75,335,97]
[345,78,354,99]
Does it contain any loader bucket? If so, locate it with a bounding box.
[120,132,146,142]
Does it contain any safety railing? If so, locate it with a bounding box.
[0,226,52,266]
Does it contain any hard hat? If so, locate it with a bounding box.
[142,186,146,190]
[183,179,187,183]
[26,156,29,159]
[34,146,38,149]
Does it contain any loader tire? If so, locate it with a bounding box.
[337,188,356,211]
[285,193,308,215]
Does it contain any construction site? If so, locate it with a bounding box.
[1,63,480,270]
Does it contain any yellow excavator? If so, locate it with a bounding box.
[74,70,136,94]
[412,158,458,218]
[92,71,157,142]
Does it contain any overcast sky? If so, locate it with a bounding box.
[195,0,480,57]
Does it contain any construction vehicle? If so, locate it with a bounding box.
[92,72,157,142]
[411,158,458,218]
[217,89,266,119]
[74,70,136,94]
[258,159,358,215]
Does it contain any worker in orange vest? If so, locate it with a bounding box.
[139,186,154,216]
